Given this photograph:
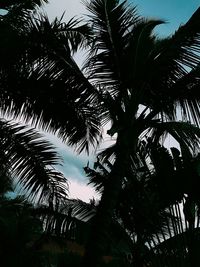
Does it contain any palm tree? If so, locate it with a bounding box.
[80,1,200,265]
[1,0,200,265]
[0,0,71,203]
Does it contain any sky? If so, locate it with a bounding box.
[42,0,200,202]
[44,132,101,202]
[44,0,200,36]
[130,0,200,36]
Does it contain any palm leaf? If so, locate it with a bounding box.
[147,121,200,155]
[0,119,68,203]
[84,0,140,86]
[170,65,200,126]
[145,7,200,124]
[154,7,200,78]
[0,14,101,153]
[0,0,48,9]
[85,160,110,194]
[37,198,96,241]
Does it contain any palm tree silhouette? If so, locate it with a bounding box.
[1,0,200,266]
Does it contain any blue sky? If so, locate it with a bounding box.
[44,0,200,201]
[129,0,200,36]
[45,0,200,37]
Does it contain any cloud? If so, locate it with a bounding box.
[57,148,88,182]
[56,146,101,203]
[43,0,88,21]
[44,132,99,202]
[68,180,100,202]
[57,149,100,203]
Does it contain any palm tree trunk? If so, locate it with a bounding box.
[82,149,130,266]
[133,234,145,267]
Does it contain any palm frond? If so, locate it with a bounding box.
[36,198,96,241]
[125,19,164,86]
[0,119,68,203]
[155,7,200,77]
[0,14,102,153]
[84,160,110,194]
[28,14,92,54]
[0,0,48,10]
[84,0,140,86]
[148,121,200,155]
[169,65,200,126]
[145,8,200,124]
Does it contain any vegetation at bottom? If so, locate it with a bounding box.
[1,0,200,266]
